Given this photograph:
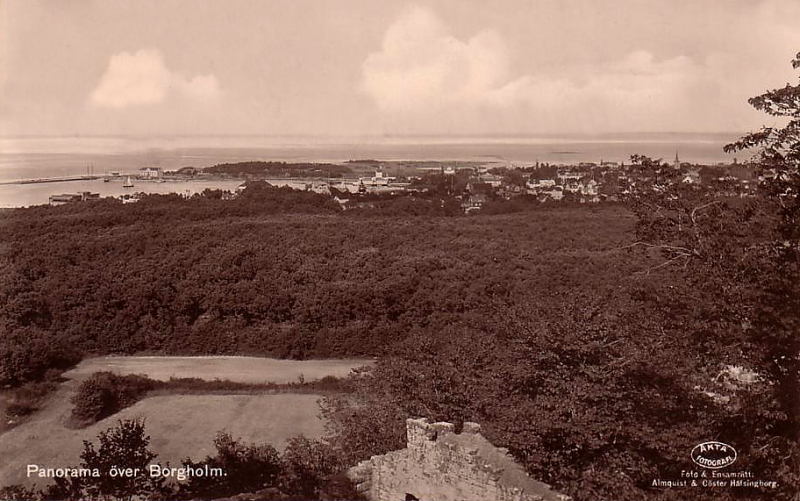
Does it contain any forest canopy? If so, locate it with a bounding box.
[2,53,800,501]
[0,188,639,382]
[203,161,352,178]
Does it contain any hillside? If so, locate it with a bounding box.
[2,186,793,500]
[0,192,641,380]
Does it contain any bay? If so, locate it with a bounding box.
[0,133,747,208]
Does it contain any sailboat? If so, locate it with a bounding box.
[123,176,134,188]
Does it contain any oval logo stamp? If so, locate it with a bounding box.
[691,441,737,469]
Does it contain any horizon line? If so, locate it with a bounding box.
[1,131,748,139]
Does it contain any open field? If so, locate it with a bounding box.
[1,356,367,488]
[0,388,324,486]
[0,386,326,487]
[63,356,373,384]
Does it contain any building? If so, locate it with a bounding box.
[49,194,77,206]
[479,173,504,187]
[557,171,582,184]
[526,179,556,190]
[462,193,487,212]
[371,169,389,186]
[308,182,331,195]
[48,192,100,206]
[466,182,492,195]
[118,193,141,204]
[539,186,564,201]
[139,167,163,179]
[682,169,701,184]
[580,179,598,196]
[360,168,392,187]
[348,418,569,501]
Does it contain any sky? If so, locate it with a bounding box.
[2,0,800,138]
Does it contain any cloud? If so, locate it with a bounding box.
[361,6,741,132]
[361,6,510,113]
[488,51,702,114]
[91,49,220,109]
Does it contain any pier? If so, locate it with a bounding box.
[0,175,104,186]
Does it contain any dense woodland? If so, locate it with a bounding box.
[2,57,800,501]
[0,186,636,379]
[1,181,796,500]
[203,161,352,178]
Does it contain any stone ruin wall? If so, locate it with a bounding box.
[349,418,569,501]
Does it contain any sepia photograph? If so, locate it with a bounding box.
[1,1,798,500]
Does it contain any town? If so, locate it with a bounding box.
[46,153,763,211]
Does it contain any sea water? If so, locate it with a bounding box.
[0,134,747,208]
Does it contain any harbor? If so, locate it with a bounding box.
[0,178,247,208]
[0,174,104,185]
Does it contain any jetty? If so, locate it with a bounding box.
[0,175,103,186]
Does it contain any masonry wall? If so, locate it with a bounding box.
[348,419,568,501]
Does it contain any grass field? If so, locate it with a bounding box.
[63,356,373,384]
[1,356,368,488]
[0,387,325,487]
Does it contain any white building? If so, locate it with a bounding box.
[580,179,599,196]
[360,168,392,187]
[139,167,163,179]
[682,170,701,184]
[480,174,503,187]
[540,186,564,201]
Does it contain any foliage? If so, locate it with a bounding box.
[0,201,636,381]
[10,112,796,498]
[235,182,342,213]
[158,374,351,394]
[177,433,363,501]
[178,431,283,499]
[2,381,58,425]
[488,166,527,186]
[1,420,362,501]
[721,51,800,495]
[0,484,38,501]
[318,55,800,501]
[70,372,161,425]
[22,419,165,500]
[344,193,463,216]
[408,170,471,196]
[204,161,352,178]
[0,333,81,387]
[321,295,732,501]
[279,436,341,499]
[479,195,541,214]
[79,419,164,501]
[616,53,799,499]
